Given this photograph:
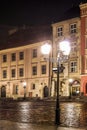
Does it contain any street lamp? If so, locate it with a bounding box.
[55,41,70,125]
[41,41,70,126]
[69,79,73,99]
[41,43,51,55]
[23,81,26,99]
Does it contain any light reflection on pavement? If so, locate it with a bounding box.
[0,120,85,130]
[0,101,87,128]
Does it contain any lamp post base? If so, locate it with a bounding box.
[55,107,60,125]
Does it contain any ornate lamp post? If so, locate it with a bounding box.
[41,41,71,126]
[69,78,73,99]
[23,81,26,99]
[55,41,71,125]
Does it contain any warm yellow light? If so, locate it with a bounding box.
[69,79,73,83]
[23,81,26,86]
[41,43,51,55]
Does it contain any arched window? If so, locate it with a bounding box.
[1,86,6,97]
[85,83,87,94]
[43,86,49,97]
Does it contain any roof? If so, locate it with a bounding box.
[0,25,52,50]
[0,4,85,50]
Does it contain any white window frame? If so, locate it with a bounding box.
[57,26,63,37]
[70,61,77,72]
[71,42,77,52]
[70,23,77,34]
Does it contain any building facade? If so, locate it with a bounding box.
[1,2,87,99]
[0,40,52,99]
[52,17,81,97]
[80,3,87,96]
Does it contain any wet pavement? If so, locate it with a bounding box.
[0,100,87,129]
[0,120,86,130]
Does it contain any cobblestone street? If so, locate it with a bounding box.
[0,120,86,130]
[0,100,87,128]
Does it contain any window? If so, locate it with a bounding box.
[86,58,87,70]
[19,52,24,60]
[86,83,87,94]
[32,84,35,89]
[85,37,87,49]
[13,85,18,94]
[70,23,77,34]
[3,70,7,78]
[11,69,16,78]
[2,55,7,62]
[32,66,37,75]
[70,61,77,72]
[11,53,16,61]
[41,65,46,74]
[71,42,77,52]
[85,18,87,30]
[57,26,63,37]
[32,49,37,58]
[19,68,24,77]
[16,85,18,94]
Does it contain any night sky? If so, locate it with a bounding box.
[0,0,86,26]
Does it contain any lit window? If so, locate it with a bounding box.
[57,26,63,37]
[70,23,77,34]
[41,65,46,74]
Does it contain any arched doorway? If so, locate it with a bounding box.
[43,86,49,97]
[71,80,80,96]
[1,86,6,97]
[85,83,87,95]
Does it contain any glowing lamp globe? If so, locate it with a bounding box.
[41,43,51,55]
[59,41,71,55]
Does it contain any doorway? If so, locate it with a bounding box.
[43,86,49,97]
[1,86,6,97]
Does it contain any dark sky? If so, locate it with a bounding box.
[0,0,86,26]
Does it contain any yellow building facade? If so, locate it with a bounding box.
[52,17,81,96]
[1,2,87,99]
[0,40,52,99]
